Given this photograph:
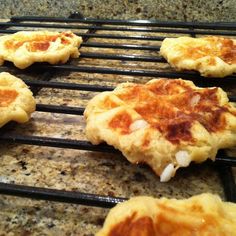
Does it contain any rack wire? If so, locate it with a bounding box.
[0,14,235,209]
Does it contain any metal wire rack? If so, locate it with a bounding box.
[0,13,235,209]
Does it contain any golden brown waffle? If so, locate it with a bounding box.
[0,72,35,127]
[160,36,236,77]
[0,31,82,69]
[84,79,236,181]
[96,193,236,236]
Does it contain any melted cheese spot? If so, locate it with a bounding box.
[108,213,155,236]
[4,33,74,52]
[4,35,57,51]
[0,89,18,107]
[190,94,201,107]
[129,119,148,132]
[109,111,132,135]
[26,41,50,52]
[183,37,236,64]
[175,150,191,167]
[160,164,175,182]
[104,97,118,109]
[116,80,229,144]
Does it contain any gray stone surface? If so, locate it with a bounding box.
[0,0,235,21]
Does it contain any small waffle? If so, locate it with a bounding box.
[160,36,236,77]
[96,193,236,236]
[0,31,82,69]
[0,72,35,127]
[84,79,236,181]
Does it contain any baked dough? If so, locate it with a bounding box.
[0,72,35,127]
[0,31,82,69]
[160,36,236,77]
[96,193,236,236]
[84,79,236,182]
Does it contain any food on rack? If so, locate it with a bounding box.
[0,72,35,127]
[0,31,82,69]
[96,193,236,236]
[160,36,236,77]
[84,78,236,182]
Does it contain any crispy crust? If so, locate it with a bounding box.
[96,193,236,236]
[0,72,35,127]
[84,79,236,181]
[160,36,236,78]
[0,31,82,69]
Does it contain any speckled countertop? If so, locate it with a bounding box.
[0,19,235,235]
[0,0,236,21]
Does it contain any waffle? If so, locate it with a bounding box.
[0,31,82,69]
[160,36,236,77]
[0,72,35,127]
[84,79,236,182]
[96,193,236,236]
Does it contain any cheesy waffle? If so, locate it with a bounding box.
[0,72,35,127]
[96,193,236,236]
[0,31,82,69]
[84,79,236,182]
[160,36,236,77]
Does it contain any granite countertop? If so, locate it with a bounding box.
[0,0,235,22]
[0,12,235,235]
